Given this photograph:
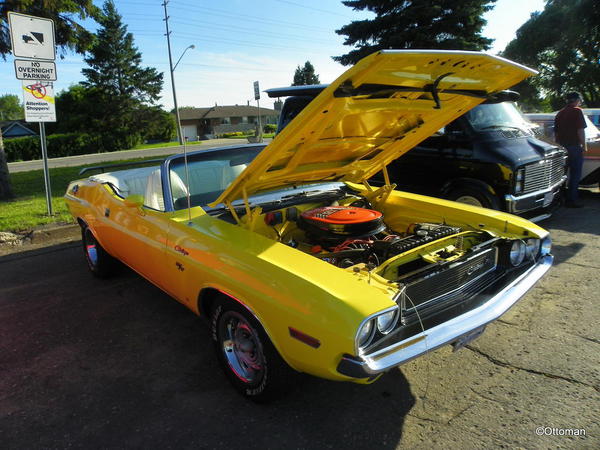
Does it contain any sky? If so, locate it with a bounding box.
[1,0,546,112]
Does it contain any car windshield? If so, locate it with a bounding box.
[583,115,600,140]
[168,146,263,210]
[466,102,534,132]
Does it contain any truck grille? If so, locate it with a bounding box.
[522,155,566,194]
[400,247,497,311]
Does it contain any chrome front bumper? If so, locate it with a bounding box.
[504,177,566,215]
[337,255,553,378]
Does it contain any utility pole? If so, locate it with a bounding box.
[162,0,183,145]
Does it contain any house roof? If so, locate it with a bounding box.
[179,105,278,120]
[0,120,37,137]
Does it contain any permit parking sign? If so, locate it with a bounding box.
[14,59,57,81]
[8,12,56,60]
[22,80,56,122]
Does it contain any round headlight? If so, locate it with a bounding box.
[376,309,399,334]
[357,319,375,348]
[540,236,552,256]
[525,238,540,259]
[509,240,526,266]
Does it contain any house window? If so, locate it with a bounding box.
[241,116,248,124]
[221,117,231,124]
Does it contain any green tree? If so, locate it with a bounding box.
[334,0,496,66]
[0,94,23,120]
[137,107,176,142]
[47,84,102,135]
[82,1,162,104]
[0,1,100,201]
[503,0,600,110]
[292,61,321,85]
[80,0,163,147]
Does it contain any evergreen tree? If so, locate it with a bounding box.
[82,1,162,105]
[81,0,163,146]
[0,1,100,201]
[292,61,321,85]
[334,0,496,66]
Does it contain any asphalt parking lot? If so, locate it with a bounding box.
[1,191,599,449]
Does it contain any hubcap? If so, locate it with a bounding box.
[454,195,483,207]
[220,311,265,384]
[84,231,98,267]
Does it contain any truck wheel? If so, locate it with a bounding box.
[81,226,117,278]
[447,187,499,210]
[210,297,297,402]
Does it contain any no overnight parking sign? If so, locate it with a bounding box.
[22,81,56,122]
[14,59,57,81]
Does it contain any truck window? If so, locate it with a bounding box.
[466,102,532,132]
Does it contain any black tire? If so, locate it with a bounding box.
[81,226,117,278]
[210,296,297,402]
[447,186,500,210]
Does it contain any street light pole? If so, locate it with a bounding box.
[162,1,194,146]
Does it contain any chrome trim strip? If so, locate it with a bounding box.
[347,255,552,375]
[504,176,566,212]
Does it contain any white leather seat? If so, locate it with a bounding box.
[144,169,165,210]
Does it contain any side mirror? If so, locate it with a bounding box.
[124,194,144,208]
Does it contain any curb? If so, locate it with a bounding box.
[30,223,81,244]
[0,223,81,256]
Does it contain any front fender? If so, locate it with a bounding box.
[172,214,396,381]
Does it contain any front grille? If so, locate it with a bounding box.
[522,154,566,194]
[400,247,497,311]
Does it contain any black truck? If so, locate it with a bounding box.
[267,86,567,222]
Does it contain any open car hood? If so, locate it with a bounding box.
[211,50,536,207]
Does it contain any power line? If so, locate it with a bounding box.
[169,18,335,45]
[171,31,316,52]
[273,0,355,19]
[169,0,332,33]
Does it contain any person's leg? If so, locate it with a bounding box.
[566,144,584,204]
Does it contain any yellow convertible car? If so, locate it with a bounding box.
[65,51,553,401]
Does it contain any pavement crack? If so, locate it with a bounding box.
[572,334,600,345]
[446,404,473,425]
[468,387,511,406]
[495,318,528,332]
[496,318,520,327]
[562,261,600,270]
[407,412,446,426]
[464,345,599,392]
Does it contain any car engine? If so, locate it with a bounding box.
[283,204,463,269]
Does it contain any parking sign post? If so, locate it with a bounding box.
[254,81,262,140]
[9,12,57,216]
[39,123,52,215]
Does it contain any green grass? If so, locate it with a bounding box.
[0,155,169,232]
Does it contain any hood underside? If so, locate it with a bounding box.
[211,50,536,207]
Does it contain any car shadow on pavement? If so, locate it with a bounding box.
[536,189,599,266]
[542,189,600,235]
[1,242,416,450]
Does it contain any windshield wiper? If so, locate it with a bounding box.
[480,125,524,131]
